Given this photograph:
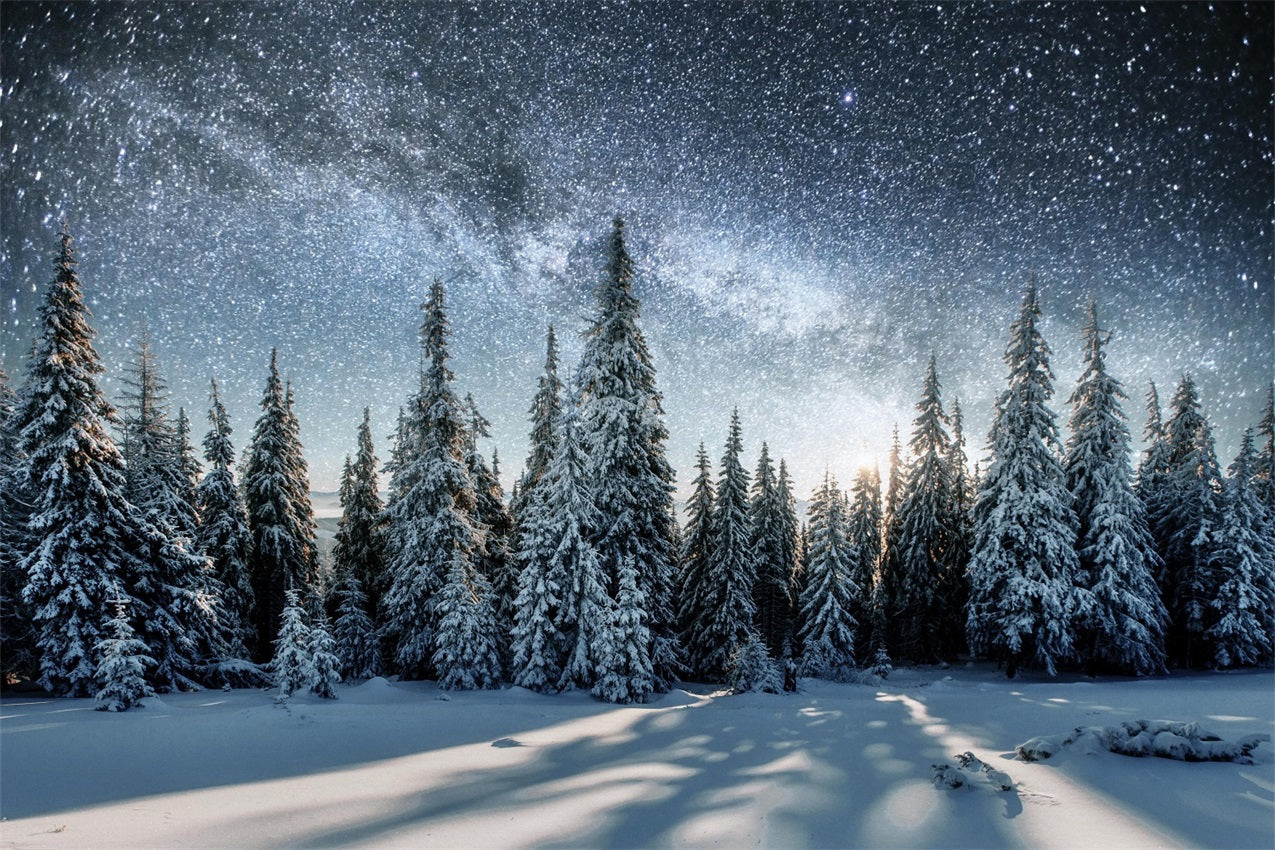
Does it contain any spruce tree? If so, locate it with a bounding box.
[846,463,882,659]
[330,408,385,633]
[943,396,974,650]
[1063,302,1166,675]
[892,355,961,663]
[592,555,654,704]
[432,552,503,690]
[966,280,1080,677]
[307,614,342,698]
[1153,375,1225,667]
[509,483,567,693]
[877,426,905,644]
[687,410,758,681]
[677,443,715,650]
[94,595,156,712]
[331,572,381,679]
[1206,431,1275,668]
[15,225,150,696]
[381,281,486,678]
[244,350,319,655]
[774,459,800,655]
[195,378,255,658]
[513,325,563,515]
[0,365,35,683]
[797,474,859,680]
[750,442,794,660]
[465,394,516,656]
[273,590,311,698]
[576,218,680,690]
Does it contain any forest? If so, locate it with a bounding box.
[1,218,1272,711]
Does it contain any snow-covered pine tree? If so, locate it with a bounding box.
[1152,375,1225,668]
[381,281,485,678]
[797,474,859,681]
[509,485,567,692]
[330,408,385,630]
[846,463,882,660]
[687,410,759,681]
[891,355,961,663]
[943,396,974,651]
[676,443,715,650]
[592,555,654,704]
[273,590,311,698]
[1062,302,1166,675]
[1255,384,1275,511]
[244,350,319,656]
[775,459,801,657]
[282,381,320,604]
[307,614,341,698]
[750,442,794,660]
[331,572,380,679]
[0,365,36,684]
[94,595,156,712]
[726,630,782,694]
[432,552,503,690]
[876,426,905,644]
[464,394,516,658]
[966,279,1080,678]
[542,401,612,691]
[195,378,256,659]
[576,218,680,690]
[15,225,150,696]
[174,409,202,538]
[512,325,563,518]
[1206,431,1275,668]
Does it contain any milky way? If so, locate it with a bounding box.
[2,1,1271,496]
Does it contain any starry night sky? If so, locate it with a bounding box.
[2,1,1271,496]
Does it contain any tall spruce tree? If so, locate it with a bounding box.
[330,409,385,622]
[513,325,563,515]
[243,350,319,655]
[381,281,490,679]
[0,365,36,683]
[576,217,680,689]
[774,459,801,656]
[1206,431,1275,667]
[195,378,255,658]
[846,463,882,660]
[677,443,715,656]
[592,555,654,703]
[966,280,1080,677]
[877,426,905,640]
[750,442,794,660]
[282,382,320,600]
[797,474,859,680]
[687,410,758,681]
[891,355,961,663]
[1152,375,1225,667]
[15,225,148,695]
[465,394,516,655]
[943,397,974,648]
[1062,302,1166,675]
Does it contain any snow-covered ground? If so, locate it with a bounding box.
[2,666,1271,849]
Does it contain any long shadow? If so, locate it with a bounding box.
[282,684,1018,849]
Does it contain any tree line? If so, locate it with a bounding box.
[1,221,1271,709]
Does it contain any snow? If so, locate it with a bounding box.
[2,666,1271,849]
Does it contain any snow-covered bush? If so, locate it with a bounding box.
[726,633,782,694]
[1016,720,1269,764]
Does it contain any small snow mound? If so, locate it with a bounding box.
[652,689,707,708]
[358,676,392,690]
[491,737,523,748]
[1015,720,1269,764]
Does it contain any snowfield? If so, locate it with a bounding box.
[1,666,1271,849]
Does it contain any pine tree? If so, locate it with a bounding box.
[576,218,680,690]
[750,442,795,661]
[846,464,882,659]
[244,350,319,656]
[307,614,342,698]
[943,397,974,651]
[331,572,380,679]
[1206,431,1275,668]
[891,355,962,663]
[195,378,255,658]
[676,443,715,651]
[509,482,567,692]
[774,459,801,657]
[283,382,320,603]
[273,590,311,698]
[966,279,1080,677]
[592,555,654,704]
[465,394,516,658]
[687,410,758,681]
[513,325,563,515]
[0,365,36,683]
[797,475,859,680]
[1255,384,1275,511]
[94,595,156,712]
[432,552,503,690]
[877,426,905,643]
[1152,375,1225,667]
[330,408,386,624]
[381,281,484,678]
[1063,302,1166,675]
[15,225,150,696]
[726,631,783,694]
